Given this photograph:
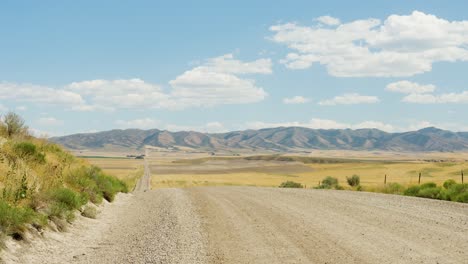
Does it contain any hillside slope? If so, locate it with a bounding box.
[51,126,468,152]
[0,113,128,246]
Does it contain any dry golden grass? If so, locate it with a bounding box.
[84,157,144,190]
[149,153,467,189]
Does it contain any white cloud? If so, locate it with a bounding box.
[386,81,436,94]
[283,96,310,104]
[386,81,468,104]
[402,91,468,104]
[270,11,468,77]
[1,54,271,112]
[316,16,341,26]
[164,121,227,133]
[0,104,7,112]
[246,118,395,131]
[67,79,170,111]
[28,128,56,138]
[319,93,380,105]
[0,82,84,105]
[114,119,228,133]
[115,118,160,129]
[169,54,270,108]
[36,117,63,126]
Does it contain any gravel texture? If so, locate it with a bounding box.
[4,186,468,264]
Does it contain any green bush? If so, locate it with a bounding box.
[420,182,437,189]
[0,200,37,239]
[49,188,85,211]
[455,192,468,203]
[66,166,127,203]
[443,179,457,189]
[317,176,340,189]
[13,142,45,163]
[279,181,303,188]
[416,187,442,199]
[404,185,420,196]
[441,183,468,202]
[346,175,360,187]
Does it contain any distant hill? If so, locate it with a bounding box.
[50,126,468,152]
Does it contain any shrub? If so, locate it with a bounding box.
[317,176,340,189]
[404,185,420,196]
[416,187,442,199]
[441,183,468,202]
[1,112,28,138]
[443,179,457,189]
[13,142,45,163]
[455,192,468,203]
[0,200,37,239]
[420,182,437,189]
[49,188,85,212]
[346,175,360,187]
[279,181,303,188]
[94,173,128,202]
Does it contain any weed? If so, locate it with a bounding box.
[416,187,442,199]
[404,186,420,196]
[316,176,341,189]
[346,175,360,187]
[443,179,457,189]
[279,181,303,188]
[0,200,37,239]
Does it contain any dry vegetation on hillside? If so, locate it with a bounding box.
[0,112,128,246]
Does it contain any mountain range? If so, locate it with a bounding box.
[50,127,468,152]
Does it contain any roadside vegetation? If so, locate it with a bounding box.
[0,112,128,246]
[279,173,467,203]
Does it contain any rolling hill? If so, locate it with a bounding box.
[50,126,468,152]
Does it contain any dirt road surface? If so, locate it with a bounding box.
[6,186,468,264]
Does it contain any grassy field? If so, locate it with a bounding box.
[148,153,467,189]
[77,151,467,190]
[84,157,144,190]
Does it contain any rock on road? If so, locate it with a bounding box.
[9,186,468,264]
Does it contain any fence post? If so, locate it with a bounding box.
[418,172,422,184]
[462,170,464,184]
[384,174,387,185]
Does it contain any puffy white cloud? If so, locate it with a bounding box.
[0,82,84,105]
[67,79,170,110]
[169,54,270,108]
[386,81,436,94]
[115,118,160,129]
[199,54,272,74]
[270,11,468,77]
[402,91,468,104]
[319,93,380,105]
[36,117,63,126]
[1,54,271,111]
[316,16,341,26]
[283,96,310,104]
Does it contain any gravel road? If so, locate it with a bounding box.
[6,187,468,264]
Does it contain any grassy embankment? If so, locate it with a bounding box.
[0,113,128,246]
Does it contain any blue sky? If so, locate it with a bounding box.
[1,0,468,136]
